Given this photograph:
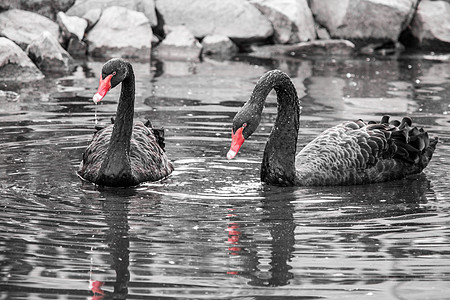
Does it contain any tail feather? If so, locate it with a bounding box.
[421,136,438,168]
[372,115,438,168]
[143,119,167,152]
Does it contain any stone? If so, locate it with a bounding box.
[57,11,88,42]
[0,37,44,82]
[310,0,418,41]
[82,8,102,30]
[0,9,60,50]
[250,0,316,43]
[66,0,157,27]
[56,11,88,56]
[202,34,239,58]
[250,39,355,58]
[410,0,450,48]
[0,0,75,21]
[155,26,203,61]
[67,38,87,57]
[26,31,74,74]
[155,0,273,41]
[86,6,152,59]
[316,24,331,40]
[360,41,405,55]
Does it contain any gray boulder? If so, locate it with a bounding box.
[82,8,102,30]
[0,9,59,50]
[410,0,450,48]
[86,6,152,59]
[57,11,87,42]
[66,0,157,27]
[250,0,316,43]
[155,26,203,61]
[57,11,88,56]
[202,34,239,58]
[155,0,273,41]
[315,24,331,40]
[0,37,44,82]
[26,31,74,74]
[0,0,75,21]
[310,0,418,41]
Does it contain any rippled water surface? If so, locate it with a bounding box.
[1,53,450,299]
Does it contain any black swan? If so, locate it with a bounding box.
[78,58,173,187]
[227,70,438,186]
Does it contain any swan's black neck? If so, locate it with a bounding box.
[111,63,135,152]
[251,70,300,186]
[97,63,137,186]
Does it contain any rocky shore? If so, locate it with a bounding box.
[0,0,449,82]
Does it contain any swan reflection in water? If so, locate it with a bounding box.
[87,188,136,300]
[225,192,295,287]
[84,174,436,296]
[225,174,436,287]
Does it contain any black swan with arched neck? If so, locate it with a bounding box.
[78,58,173,187]
[227,70,438,186]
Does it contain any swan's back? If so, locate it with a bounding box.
[295,116,438,186]
[78,121,173,185]
[128,122,173,182]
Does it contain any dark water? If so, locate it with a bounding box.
[1,53,449,299]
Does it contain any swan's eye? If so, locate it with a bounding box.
[242,123,247,128]
[112,71,116,76]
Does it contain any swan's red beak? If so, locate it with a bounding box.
[227,126,245,160]
[93,74,113,103]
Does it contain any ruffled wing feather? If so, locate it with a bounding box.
[295,115,438,185]
[129,121,173,183]
[78,120,173,185]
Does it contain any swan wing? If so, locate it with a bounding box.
[295,117,437,185]
[78,124,113,182]
[78,121,174,184]
[129,122,174,182]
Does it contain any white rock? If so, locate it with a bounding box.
[0,37,44,82]
[155,0,273,41]
[0,9,59,49]
[57,11,88,41]
[410,0,450,47]
[26,31,73,73]
[57,12,89,57]
[66,0,157,27]
[82,8,102,29]
[86,6,152,59]
[251,0,316,43]
[310,0,418,41]
[316,24,331,40]
[155,26,202,61]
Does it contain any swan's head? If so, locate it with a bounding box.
[93,58,129,103]
[227,102,262,160]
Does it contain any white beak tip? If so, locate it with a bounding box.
[93,93,103,103]
[227,150,237,160]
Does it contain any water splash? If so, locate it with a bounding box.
[94,102,98,125]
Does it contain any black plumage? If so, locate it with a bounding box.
[78,59,173,187]
[228,70,438,186]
